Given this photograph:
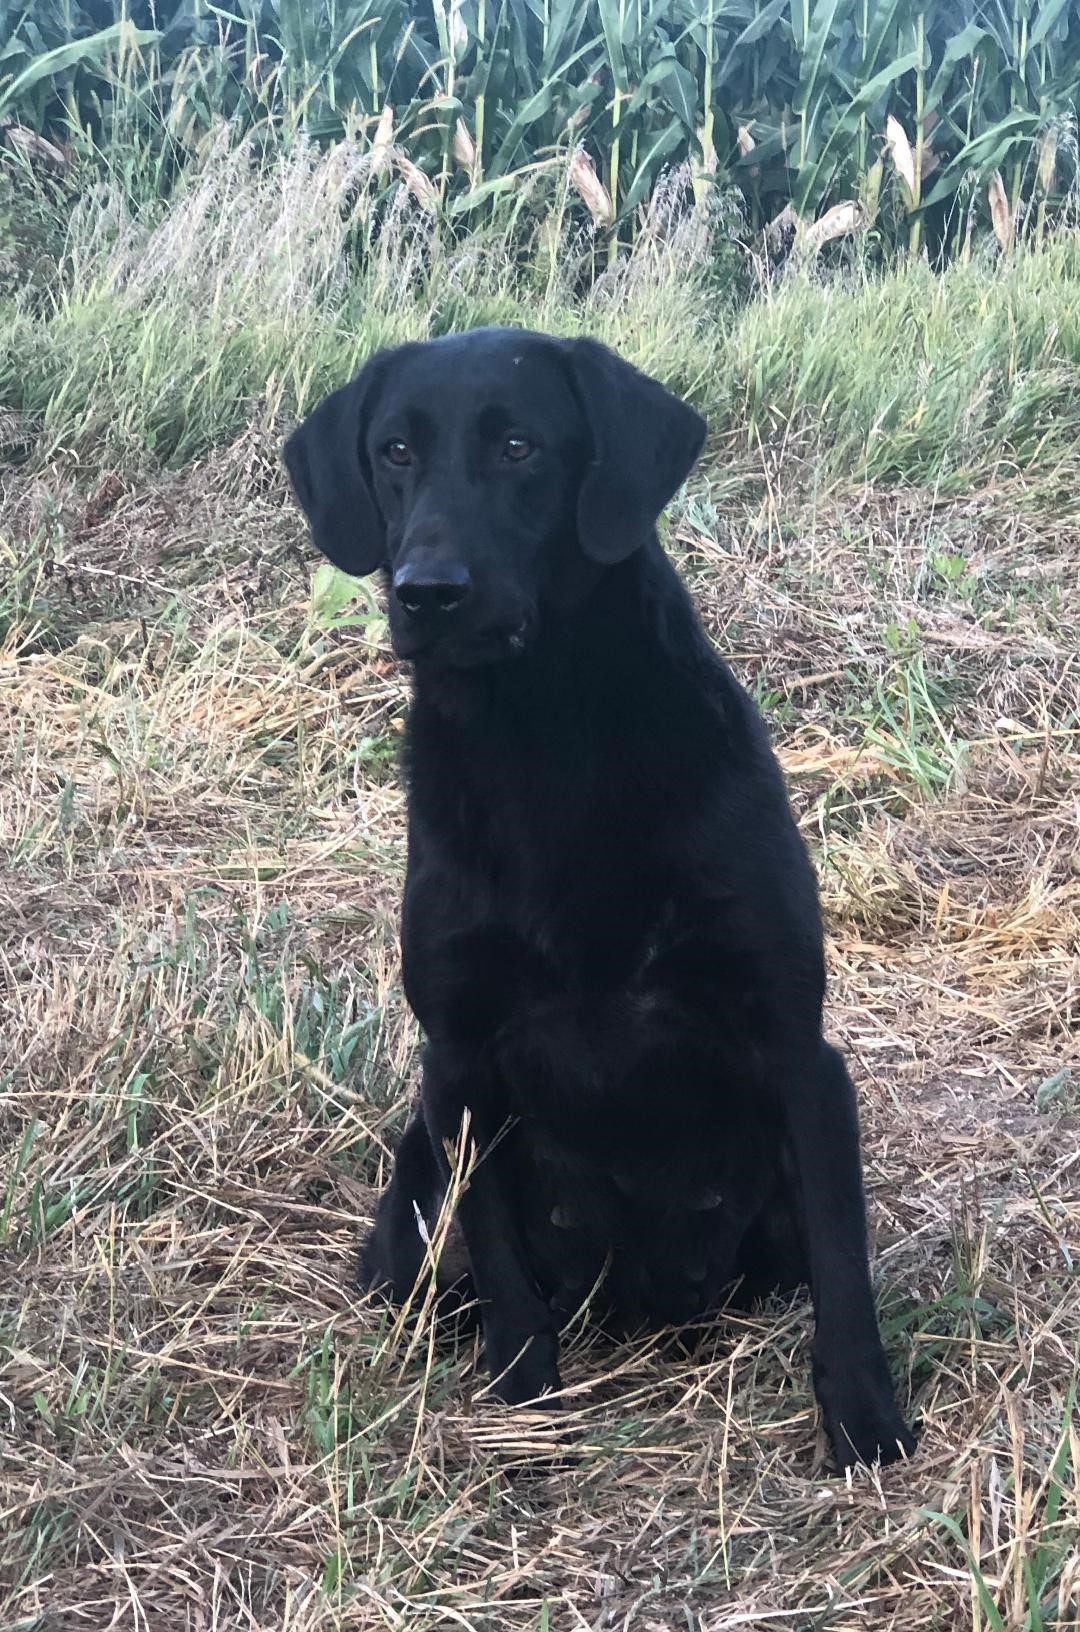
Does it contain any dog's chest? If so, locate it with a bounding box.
[467,744,667,963]
[408,695,721,994]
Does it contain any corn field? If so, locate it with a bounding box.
[1,1,1079,257]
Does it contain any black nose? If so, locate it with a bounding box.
[392,560,471,616]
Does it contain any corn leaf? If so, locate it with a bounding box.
[0,22,160,119]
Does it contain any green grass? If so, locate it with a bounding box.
[5,142,1080,494]
[716,233,1080,483]
[1,130,1080,1631]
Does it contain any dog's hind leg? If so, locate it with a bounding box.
[732,1192,810,1306]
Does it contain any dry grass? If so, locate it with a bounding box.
[1,423,1078,1631]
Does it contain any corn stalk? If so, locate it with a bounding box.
[1,0,1077,259]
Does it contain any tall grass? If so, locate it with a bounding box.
[717,232,1080,485]
[3,134,1080,494]
[0,141,724,463]
[2,0,1079,257]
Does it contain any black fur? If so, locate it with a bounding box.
[283,328,916,1470]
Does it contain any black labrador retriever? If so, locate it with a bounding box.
[284,327,915,1470]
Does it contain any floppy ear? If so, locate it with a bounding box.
[282,354,388,576]
[561,337,706,565]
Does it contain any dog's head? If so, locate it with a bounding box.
[283,327,705,666]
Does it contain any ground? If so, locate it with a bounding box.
[1,163,1079,1628]
[2,416,1077,1631]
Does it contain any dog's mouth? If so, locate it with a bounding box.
[394,618,531,667]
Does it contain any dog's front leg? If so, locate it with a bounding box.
[421,1044,561,1406]
[782,1041,916,1470]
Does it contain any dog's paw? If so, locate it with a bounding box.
[357,1230,394,1299]
[486,1324,562,1407]
[813,1349,916,1471]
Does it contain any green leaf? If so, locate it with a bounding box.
[487,33,597,174]
[794,0,843,116]
[448,160,556,214]
[541,0,595,70]
[1023,1556,1046,1632]
[0,22,161,119]
[1035,1066,1076,1111]
[920,1510,1006,1631]
[616,119,683,219]
[626,52,696,125]
[921,111,1043,206]
[1030,0,1073,50]
[310,563,378,628]
[1036,1382,1077,1560]
[487,79,557,171]
[715,0,789,85]
[837,46,920,122]
[926,22,992,116]
[658,57,698,129]
[596,0,628,93]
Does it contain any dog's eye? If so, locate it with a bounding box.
[384,440,412,467]
[503,436,533,462]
